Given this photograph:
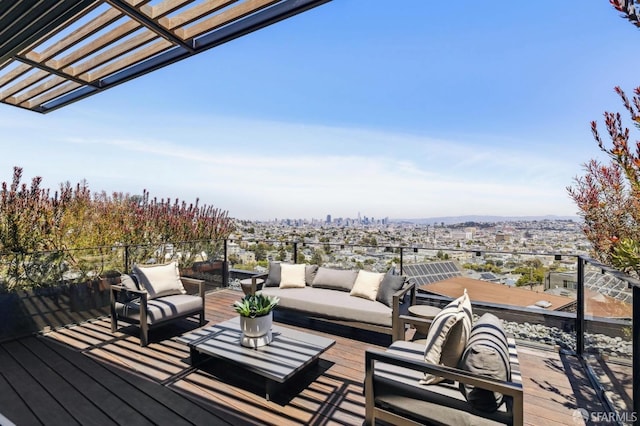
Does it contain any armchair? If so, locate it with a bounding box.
[364,313,523,426]
[110,262,206,346]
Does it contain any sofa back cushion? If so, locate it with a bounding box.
[311,267,358,292]
[458,312,510,412]
[133,261,186,299]
[376,271,407,308]
[265,262,282,287]
[421,290,472,384]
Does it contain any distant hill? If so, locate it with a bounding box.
[392,215,579,225]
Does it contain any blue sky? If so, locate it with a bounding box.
[1,1,639,221]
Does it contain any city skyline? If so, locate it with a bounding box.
[1,2,638,220]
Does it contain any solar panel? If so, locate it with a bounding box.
[583,271,631,304]
[402,261,462,285]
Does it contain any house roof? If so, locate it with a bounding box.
[420,276,576,311]
[0,0,330,113]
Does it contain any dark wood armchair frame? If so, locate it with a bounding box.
[110,276,206,347]
[364,314,524,426]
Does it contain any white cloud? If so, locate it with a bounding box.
[0,110,580,220]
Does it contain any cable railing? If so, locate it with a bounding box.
[0,238,636,423]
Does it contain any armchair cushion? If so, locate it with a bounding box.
[115,294,203,325]
[459,313,510,412]
[133,261,186,299]
[421,290,472,384]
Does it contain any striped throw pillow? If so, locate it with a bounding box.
[421,289,472,384]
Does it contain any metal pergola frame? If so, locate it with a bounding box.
[0,0,331,113]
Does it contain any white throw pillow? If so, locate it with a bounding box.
[350,270,385,301]
[133,261,185,299]
[279,263,307,288]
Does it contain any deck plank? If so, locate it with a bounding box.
[0,288,617,425]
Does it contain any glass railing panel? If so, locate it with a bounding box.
[581,260,633,421]
[405,248,577,351]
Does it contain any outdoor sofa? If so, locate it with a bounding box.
[253,262,416,341]
[110,261,206,346]
[364,291,523,426]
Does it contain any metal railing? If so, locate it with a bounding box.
[0,238,636,424]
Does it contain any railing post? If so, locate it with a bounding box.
[223,239,229,288]
[633,284,640,425]
[399,247,404,275]
[293,241,298,264]
[124,245,130,274]
[576,256,585,356]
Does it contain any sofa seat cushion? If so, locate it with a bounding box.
[373,340,511,426]
[115,294,202,325]
[260,286,392,326]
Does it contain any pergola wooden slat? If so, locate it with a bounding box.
[0,0,331,113]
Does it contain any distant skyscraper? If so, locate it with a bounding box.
[326,214,332,224]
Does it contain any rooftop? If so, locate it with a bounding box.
[420,276,576,311]
[0,289,616,425]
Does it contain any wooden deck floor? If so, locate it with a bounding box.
[0,289,613,425]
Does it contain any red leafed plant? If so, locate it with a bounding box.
[568,86,640,276]
[0,167,235,289]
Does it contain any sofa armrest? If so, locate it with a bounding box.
[398,313,434,332]
[250,272,268,293]
[391,279,416,341]
[180,276,205,299]
[364,348,524,426]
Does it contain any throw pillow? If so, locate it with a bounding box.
[376,272,406,307]
[132,261,185,299]
[311,267,358,292]
[420,290,471,384]
[279,263,307,288]
[440,290,473,366]
[350,270,385,301]
[459,313,511,412]
[265,262,283,287]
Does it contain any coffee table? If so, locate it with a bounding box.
[177,317,335,400]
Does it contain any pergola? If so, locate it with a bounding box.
[0,0,330,114]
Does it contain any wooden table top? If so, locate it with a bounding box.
[178,317,335,383]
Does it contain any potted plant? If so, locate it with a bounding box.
[233,293,279,347]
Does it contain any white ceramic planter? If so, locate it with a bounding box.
[239,312,273,347]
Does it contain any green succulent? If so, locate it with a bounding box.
[233,293,279,318]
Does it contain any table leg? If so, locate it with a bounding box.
[190,346,204,365]
[265,379,273,401]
